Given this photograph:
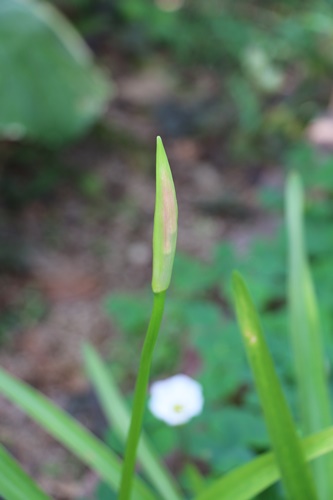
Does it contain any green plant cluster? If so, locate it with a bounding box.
[1,140,333,500]
[104,144,333,498]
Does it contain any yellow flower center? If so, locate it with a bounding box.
[173,404,184,413]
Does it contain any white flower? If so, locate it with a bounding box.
[148,374,204,426]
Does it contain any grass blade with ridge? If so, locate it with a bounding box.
[0,444,50,500]
[195,426,333,500]
[0,367,155,500]
[286,171,333,499]
[232,271,317,499]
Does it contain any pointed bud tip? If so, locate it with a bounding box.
[156,136,165,155]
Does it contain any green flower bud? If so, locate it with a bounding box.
[152,136,178,293]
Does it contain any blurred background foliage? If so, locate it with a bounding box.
[56,0,333,160]
[2,0,333,155]
[2,1,333,498]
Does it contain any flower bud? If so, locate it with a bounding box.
[152,136,178,293]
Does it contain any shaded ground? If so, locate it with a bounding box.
[0,64,285,499]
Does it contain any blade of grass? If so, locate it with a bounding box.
[0,367,155,500]
[119,291,166,499]
[83,343,182,500]
[286,171,333,499]
[232,271,317,499]
[0,444,50,500]
[195,426,333,500]
[182,463,206,496]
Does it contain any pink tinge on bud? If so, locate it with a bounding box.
[152,137,178,293]
[161,169,177,254]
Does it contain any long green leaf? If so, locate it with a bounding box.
[286,171,333,499]
[83,343,182,500]
[196,426,333,500]
[232,271,317,499]
[0,444,50,500]
[0,367,155,500]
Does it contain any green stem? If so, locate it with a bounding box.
[119,291,166,500]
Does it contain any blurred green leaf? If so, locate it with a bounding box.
[95,481,117,500]
[0,444,50,500]
[104,293,150,336]
[242,45,284,93]
[171,254,219,296]
[196,426,333,500]
[0,367,154,500]
[227,76,261,133]
[0,0,111,145]
[193,322,248,402]
[286,171,333,498]
[188,408,267,473]
[232,271,316,499]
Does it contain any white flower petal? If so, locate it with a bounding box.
[148,374,204,426]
